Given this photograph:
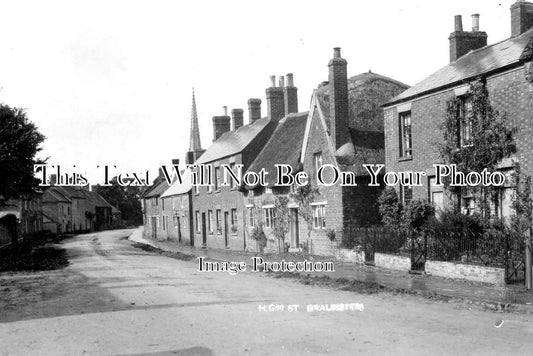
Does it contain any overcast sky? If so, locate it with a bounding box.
[0,0,517,184]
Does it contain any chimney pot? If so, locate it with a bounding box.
[328,47,350,150]
[223,106,228,115]
[248,98,262,123]
[270,75,276,87]
[171,158,180,165]
[231,108,244,131]
[333,47,341,58]
[472,14,480,31]
[279,76,285,88]
[454,15,463,31]
[286,73,294,87]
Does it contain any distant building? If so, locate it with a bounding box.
[382,2,533,217]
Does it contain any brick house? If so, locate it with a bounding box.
[243,77,307,252]
[190,78,291,250]
[293,48,409,255]
[244,49,408,255]
[382,2,533,217]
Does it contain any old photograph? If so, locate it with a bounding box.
[1,0,533,355]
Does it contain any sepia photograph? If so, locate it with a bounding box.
[1,0,533,355]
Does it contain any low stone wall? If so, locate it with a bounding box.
[425,260,506,286]
[336,248,365,265]
[374,253,411,271]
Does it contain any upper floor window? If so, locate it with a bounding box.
[399,111,412,158]
[248,207,255,228]
[208,210,213,233]
[214,166,220,191]
[457,97,473,147]
[229,162,236,189]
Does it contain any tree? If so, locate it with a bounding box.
[439,80,516,220]
[93,177,144,225]
[0,105,45,205]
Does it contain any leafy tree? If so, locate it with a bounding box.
[93,177,144,225]
[439,80,516,220]
[0,105,45,205]
[378,187,403,228]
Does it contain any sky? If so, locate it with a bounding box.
[0,0,518,185]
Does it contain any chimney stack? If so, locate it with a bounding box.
[471,14,480,31]
[449,14,488,62]
[231,108,244,130]
[266,75,285,121]
[328,47,350,150]
[171,158,180,165]
[248,98,262,123]
[212,106,231,141]
[511,1,533,37]
[284,73,298,116]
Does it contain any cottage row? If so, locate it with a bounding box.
[0,181,120,248]
[142,1,533,255]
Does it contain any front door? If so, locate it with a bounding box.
[201,213,207,248]
[177,217,181,242]
[224,211,229,248]
[151,216,157,239]
[290,208,299,249]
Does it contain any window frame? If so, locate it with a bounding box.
[399,111,412,158]
[312,204,326,229]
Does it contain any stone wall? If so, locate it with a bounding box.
[425,260,506,286]
[374,253,411,271]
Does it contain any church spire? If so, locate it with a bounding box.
[189,88,202,152]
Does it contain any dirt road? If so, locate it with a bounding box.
[1,229,533,355]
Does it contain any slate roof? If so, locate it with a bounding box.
[385,28,533,106]
[336,129,385,176]
[245,112,308,187]
[143,177,171,199]
[42,188,70,203]
[161,169,192,198]
[195,117,272,164]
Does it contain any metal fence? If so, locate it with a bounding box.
[341,225,525,284]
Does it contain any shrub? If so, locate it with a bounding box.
[250,223,267,252]
[401,200,434,231]
[378,187,402,228]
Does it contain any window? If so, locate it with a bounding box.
[263,207,274,228]
[231,209,237,226]
[162,198,165,210]
[195,211,200,233]
[208,210,213,233]
[229,162,236,189]
[400,185,413,205]
[248,207,255,228]
[214,166,220,191]
[162,216,166,231]
[461,188,475,216]
[314,152,323,175]
[312,204,326,229]
[207,165,213,193]
[399,111,412,158]
[457,97,473,147]
[216,209,221,232]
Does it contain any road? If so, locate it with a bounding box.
[1,229,533,356]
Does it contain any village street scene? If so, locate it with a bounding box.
[2,1,533,355]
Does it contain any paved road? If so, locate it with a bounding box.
[1,229,533,355]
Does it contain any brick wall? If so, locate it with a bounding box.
[384,65,533,203]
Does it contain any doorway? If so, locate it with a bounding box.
[201,212,207,248]
[151,216,157,239]
[224,211,229,248]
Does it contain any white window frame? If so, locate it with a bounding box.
[312,204,326,229]
[263,206,274,228]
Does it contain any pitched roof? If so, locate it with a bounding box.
[336,129,385,176]
[42,188,70,203]
[161,169,192,198]
[143,177,171,199]
[385,28,533,106]
[195,117,272,164]
[246,112,308,187]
